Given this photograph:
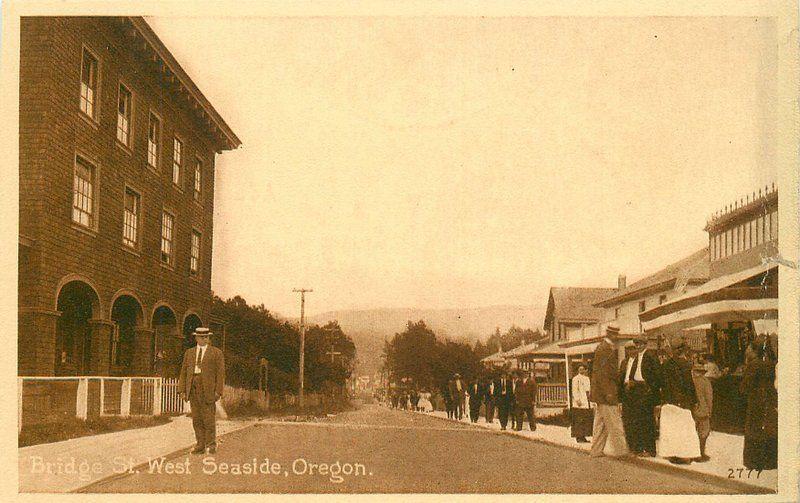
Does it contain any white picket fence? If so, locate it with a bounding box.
[18,376,190,433]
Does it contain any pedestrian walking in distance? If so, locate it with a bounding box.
[589,326,629,458]
[514,370,537,431]
[178,327,225,455]
[570,365,592,443]
[496,370,515,431]
[484,373,497,423]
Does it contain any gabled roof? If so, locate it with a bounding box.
[543,287,617,328]
[595,248,710,308]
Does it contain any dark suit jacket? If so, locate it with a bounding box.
[515,378,538,406]
[177,344,225,403]
[660,356,697,409]
[495,377,515,403]
[591,339,620,405]
[618,350,661,403]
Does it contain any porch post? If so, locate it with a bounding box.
[564,353,571,410]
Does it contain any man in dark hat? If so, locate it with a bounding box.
[514,370,537,431]
[619,337,661,457]
[178,327,225,454]
[496,369,515,430]
[589,326,629,457]
[448,373,465,420]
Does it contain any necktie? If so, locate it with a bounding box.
[628,355,639,381]
[196,347,203,370]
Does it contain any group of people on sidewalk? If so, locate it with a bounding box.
[580,326,777,470]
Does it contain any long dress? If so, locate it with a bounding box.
[418,392,434,412]
[741,359,778,470]
[571,374,593,438]
[657,357,700,459]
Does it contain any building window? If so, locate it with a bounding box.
[190,230,201,275]
[72,156,95,228]
[123,188,140,247]
[639,300,646,313]
[659,294,667,305]
[161,211,174,265]
[117,84,132,146]
[148,113,160,168]
[172,137,182,185]
[79,48,98,118]
[193,158,202,201]
[614,307,619,319]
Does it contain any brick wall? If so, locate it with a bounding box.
[20,17,225,374]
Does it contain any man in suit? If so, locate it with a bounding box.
[590,326,629,458]
[448,373,466,420]
[484,372,497,423]
[514,370,538,431]
[496,369,515,430]
[468,378,483,423]
[178,327,225,454]
[620,337,661,457]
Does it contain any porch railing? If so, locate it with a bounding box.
[536,383,568,407]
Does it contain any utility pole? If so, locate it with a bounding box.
[292,288,312,408]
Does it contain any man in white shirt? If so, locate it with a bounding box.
[620,338,661,457]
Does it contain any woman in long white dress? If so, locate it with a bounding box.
[417,391,434,412]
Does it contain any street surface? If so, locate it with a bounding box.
[84,404,766,494]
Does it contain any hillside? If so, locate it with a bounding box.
[304,305,547,376]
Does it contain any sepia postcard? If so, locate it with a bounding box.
[2,0,798,501]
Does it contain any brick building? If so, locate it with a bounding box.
[19,17,240,377]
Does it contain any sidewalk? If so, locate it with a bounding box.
[19,416,256,493]
[417,409,777,492]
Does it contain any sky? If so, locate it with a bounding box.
[146,16,777,317]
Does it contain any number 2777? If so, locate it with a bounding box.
[727,468,762,479]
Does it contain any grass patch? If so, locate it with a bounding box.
[19,415,172,448]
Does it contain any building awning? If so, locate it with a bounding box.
[481,351,507,364]
[640,263,778,334]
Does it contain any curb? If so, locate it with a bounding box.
[410,408,774,495]
[72,420,257,493]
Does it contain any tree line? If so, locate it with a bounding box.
[210,295,356,395]
[382,321,544,389]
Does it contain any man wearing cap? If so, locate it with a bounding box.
[589,326,629,458]
[178,327,225,454]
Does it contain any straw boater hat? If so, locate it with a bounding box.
[605,325,620,337]
[193,327,212,337]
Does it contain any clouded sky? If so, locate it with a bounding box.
[146,15,777,317]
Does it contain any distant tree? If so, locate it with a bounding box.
[382,320,438,389]
[211,296,355,394]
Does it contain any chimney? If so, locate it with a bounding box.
[618,275,627,290]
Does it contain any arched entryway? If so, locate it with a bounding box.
[55,280,100,375]
[182,312,203,351]
[110,295,144,376]
[152,304,179,378]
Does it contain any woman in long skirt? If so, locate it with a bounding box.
[741,343,778,470]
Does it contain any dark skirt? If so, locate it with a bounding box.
[571,407,594,438]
